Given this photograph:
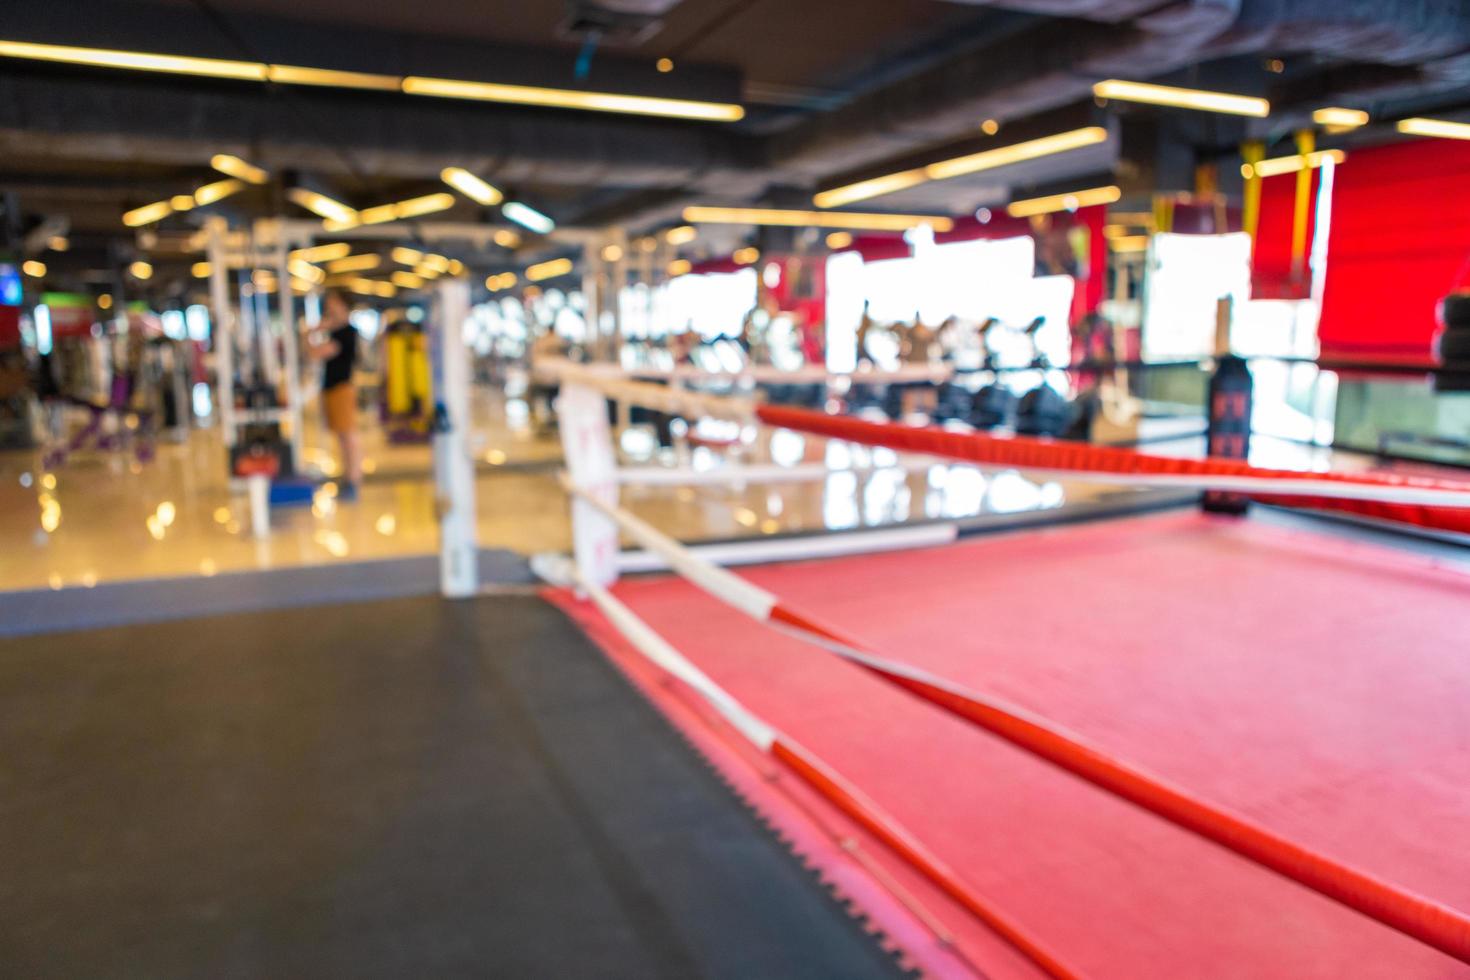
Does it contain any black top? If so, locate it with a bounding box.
[322,323,357,390]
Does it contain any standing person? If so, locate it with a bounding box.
[308,288,361,498]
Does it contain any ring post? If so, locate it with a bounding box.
[430,279,479,598]
[558,381,621,590]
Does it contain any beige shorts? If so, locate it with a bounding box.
[323,383,358,434]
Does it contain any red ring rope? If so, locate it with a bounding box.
[755,404,1470,536]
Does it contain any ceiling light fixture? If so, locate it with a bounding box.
[265,64,398,90]
[287,188,356,223]
[290,242,352,263]
[391,271,425,289]
[441,167,503,205]
[1092,79,1269,117]
[194,178,246,206]
[1241,149,1344,180]
[122,200,173,227]
[1397,117,1470,141]
[326,254,382,273]
[502,202,555,234]
[211,154,269,185]
[667,258,692,276]
[393,192,456,219]
[0,39,264,80]
[22,259,46,278]
[813,127,1109,208]
[391,247,425,266]
[289,259,326,284]
[170,194,196,212]
[825,231,853,249]
[732,246,759,265]
[526,257,573,281]
[493,229,521,249]
[1005,185,1121,218]
[1312,107,1368,129]
[402,75,742,121]
[129,260,153,280]
[664,225,697,245]
[191,261,212,278]
[683,206,954,232]
[0,39,745,123]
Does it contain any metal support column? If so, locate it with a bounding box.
[206,216,237,448]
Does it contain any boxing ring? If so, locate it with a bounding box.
[536,358,1470,979]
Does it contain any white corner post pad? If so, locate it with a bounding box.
[557,382,621,589]
[430,278,479,598]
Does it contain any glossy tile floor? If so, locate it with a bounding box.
[1,387,1380,595]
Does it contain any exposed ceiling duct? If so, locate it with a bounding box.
[768,0,1241,183]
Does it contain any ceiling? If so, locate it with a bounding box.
[4,0,1470,301]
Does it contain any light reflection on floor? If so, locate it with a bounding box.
[2,386,1133,593]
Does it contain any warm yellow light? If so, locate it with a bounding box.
[668,258,692,276]
[683,206,953,232]
[289,258,326,284]
[98,293,113,310]
[981,118,1000,135]
[129,260,153,280]
[635,236,658,253]
[665,225,698,245]
[441,167,503,206]
[1242,149,1345,179]
[194,178,245,206]
[812,171,927,209]
[391,270,424,289]
[813,127,1109,208]
[1312,107,1368,129]
[168,195,195,212]
[485,272,518,291]
[1093,80,1268,117]
[326,254,382,273]
[494,229,521,249]
[526,257,574,281]
[1108,234,1150,252]
[345,277,396,298]
[266,64,399,90]
[351,204,395,225]
[656,57,674,73]
[22,259,46,278]
[926,127,1110,181]
[1397,117,1470,141]
[291,242,352,263]
[826,231,853,249]
[415,264,443,281]
[0,41,744,124]
[420,253,451,274]
[601,244,624,262]
[1005,185,1121,218]
[0,39,265,80]
[401,75,743,122]
[393,192,456,219]
[322,214,361,232]
[211,153,269,185]
[252,270,278,290]
[447,259,465,276]
[123,200,172,227]
[47,235,69,252]
[191,261,212,278]
[287,187,356,222]
[733,246,759,265]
